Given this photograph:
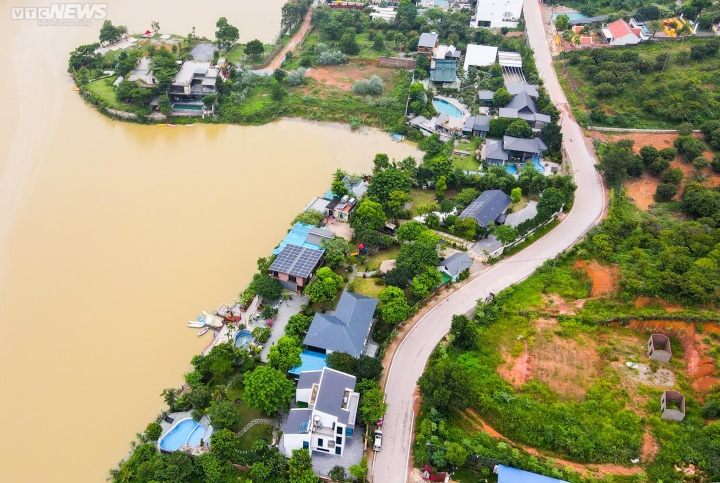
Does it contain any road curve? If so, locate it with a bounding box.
[371,1,605,481]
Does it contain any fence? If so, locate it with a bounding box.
[379,56,416,69]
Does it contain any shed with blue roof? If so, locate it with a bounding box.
[497,465,569,483]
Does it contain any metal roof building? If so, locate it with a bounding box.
[303,291,378,357]
[497,465,569,483]
[459,190,512,228]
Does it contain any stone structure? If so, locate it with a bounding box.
[660,390,686,421]
[647,334,672,363]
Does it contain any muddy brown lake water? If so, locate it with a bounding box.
[0,1,420,480]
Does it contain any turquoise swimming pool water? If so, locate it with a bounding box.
[173,103,202,111]
[159,419,206,452]
[505,164,518,175]
[552,12,589,21]
[234,330,254,349]
[432,98,463,118]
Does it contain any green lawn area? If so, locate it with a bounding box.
[85,77,133,110]
[452,154,480,172]
[224,383,269,450]
[409,188,438,215]
[453,467,497,483]
[364,245,400,271]
[237,421,273,452]
[348,276,386,299]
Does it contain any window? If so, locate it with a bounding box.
[335,446,341,455]
[271,271,278,277]
[303,441,309,449]
[336,426,342,435]
[288,275,297,283]
[345,427,354,437]
[318,438,324,447]
[336,436,342,445]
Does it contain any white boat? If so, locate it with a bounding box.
[198,326,210,336]
[187,321,204,328]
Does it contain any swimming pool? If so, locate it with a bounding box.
[533,158,544,173]
[432,98,463,118]
[159,419,206,452]
[234,330,254,349]
[552,12,589,21]
[505,164,518,175]
[173,103,203,111]
[433,0,449,6]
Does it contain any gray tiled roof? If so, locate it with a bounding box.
[503,136,547,154]
[306,227,335,247]
[505,91,540,114]
[284,408,313,435]
[269,244,324,279]
[505,82,539,98]
[459,190,512,227]
[314,368,357,425]
[418,32,439,48]
[485,139,509,161]
[438,252,473,278]
[478,89,495,100]
[297,370,322,389]
[303,291,378,357]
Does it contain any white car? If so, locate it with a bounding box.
[373,430,383,451]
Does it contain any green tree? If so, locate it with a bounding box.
[210,428,239,464]
[373,33,386,51]
[450,314,479,350]
[158,94,172,120]
[244,365,295,416]
[418,359,476,414]
[161,387,180,410]
[682,182,720,218]
[326,351,357,375]
[367,168,412,206]
[554,14,569,31]
[270,79,287,101]
[267,335,302,371]
[331,179,349,199]
[540,122,562,155]
[511,187,522,204]
[452,217,477,240]
[285,313,313,338]
[537,187,565,221]
[457,188,480,206]
[321,237,352,269]
[249,274,283,301]
[379,286,411,325]
[215,17,239,47]
[305,267,343,304]
[505,119,534,138]
[409,268,443,299]
[289,449,318,483]
[351,199,387,232]
[662,167,684,185]
[196,453,226,483]
[282,2,302,31]
[202,94,217,108]
[99,20,127,45]
[446,442,469,467]
[349,455,369,483]
[245,39,264,61]
[435,176,448,199]
[68,43,100,71]
[397,241,439,276]
[654,183,677,202]
[208,400,242,430]
[340,32,360,55]
[373,153,391,173]
[358,387,388,425]
[397,221,429,243]
[597,141,636,190]
[387,190,412,220]
[354,356,384,381]
[144,422,162,441]
[329,466,347,482]
[493,88,512,107]
[395,0,417,27]
[293,209,324,227]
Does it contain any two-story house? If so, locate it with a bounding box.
[269,244,325,293]
[168,61,221,102]
[281,367,360,457]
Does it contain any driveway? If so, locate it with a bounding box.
[371,1,606,481]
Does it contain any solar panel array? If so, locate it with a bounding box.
[269,244,324,278]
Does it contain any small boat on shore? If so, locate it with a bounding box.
[187,321,204,328]
[197,315,205,323]
[198,326,210,336]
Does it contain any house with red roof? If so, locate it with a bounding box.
[602,18,647,45]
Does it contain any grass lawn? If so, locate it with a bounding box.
[364,245,400,271]
[224,384,268,449]
[237,421,273,452]
[409,188,438,216]
[85,77,133,111]
[453,467,497,483]
[349,276,386,299]
[452,154,480,172]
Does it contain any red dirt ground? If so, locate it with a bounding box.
[634,296,684,312]
[574,260,619,297]
[305,63,396,91]
[588,131,720,210]
[497,341,533,388]
[625,320,719,394]
[642,429,660,463]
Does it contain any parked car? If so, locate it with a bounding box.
[373,429,383,451]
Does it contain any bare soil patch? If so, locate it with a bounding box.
[642,429,659,463]
[634,296,683,312]
[497,340,532,389]
[574,260,618,297]
[625,320,719,395]
[306,63,396,91]
[542,294,585,315]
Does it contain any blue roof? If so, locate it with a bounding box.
[498,465,569,483]
[289,350,328,376]
[272,222,323,255]
[323,189,334,200]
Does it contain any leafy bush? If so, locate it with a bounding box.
[654,183,677,202]
[649,158,670,175]
[662,167,683,185]
[317,50,347,65]
[286,67,307,86]
[352,75,385,95]
[693,156,709,170]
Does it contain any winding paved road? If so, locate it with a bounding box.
[372,1,605,481]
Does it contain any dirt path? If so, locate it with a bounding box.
[258,8,313,72]
[458,409,645,477]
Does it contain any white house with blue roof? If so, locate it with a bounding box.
[281,367,360,458]
[303,291,378,358]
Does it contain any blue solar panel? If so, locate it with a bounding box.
[299,420,309,433]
